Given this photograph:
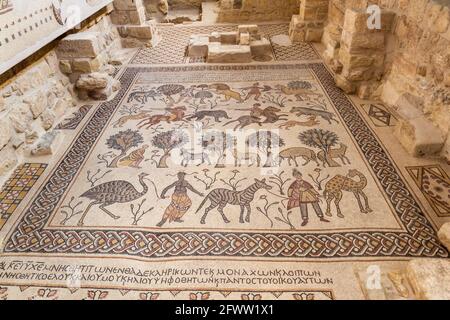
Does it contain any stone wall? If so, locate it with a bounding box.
[0,11,123,178]
[321,0,450,161]
[217,0,300,22]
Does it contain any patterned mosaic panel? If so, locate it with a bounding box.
[131,23,319,65]
[406,165,450,217]
[2,64,447,260]
[0,163,47,230]
[361,103,397,127]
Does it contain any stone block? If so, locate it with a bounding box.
[341,31,385,52]
[23,91,47,119]
[30,131,59,156]
[76,73,109,90]
[0,146,17,175]
[289,15,306,42]
[406,259,450,300]
[343,8,395,34]
[72,57,101,73]
[240,32,250,45]
[438,223,450,251]
[394,117,445,157]
[117,25,154,39]
[220,32,239,45]
[305,28,324,42]
[339,48,374,68]
[8,103,33,133]
[188,36,210,58]
[250,39,272,56]
[0,119,11,150]
[88,79,120,101]
[238,25,258,35]
[207,44,252,63]
[395,93,425,119]
[334,74,356,94]
[40,109,56,131]
[113,0,144,11]
[110,6,146,25]
[57,32,103,59]
[59,60,72,74]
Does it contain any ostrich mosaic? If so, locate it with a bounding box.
[77,173,150,226]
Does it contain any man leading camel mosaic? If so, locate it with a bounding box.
[287,169,330,227]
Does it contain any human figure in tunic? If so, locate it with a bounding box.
[157,172,204,227]
[287,169,329,226]
[243,83,264,101]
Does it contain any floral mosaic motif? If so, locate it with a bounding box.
[0,163,47,230]
[0,285,334,300]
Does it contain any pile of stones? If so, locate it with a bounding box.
[188,25,272,63]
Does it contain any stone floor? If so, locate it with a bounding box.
[0,23,448,300]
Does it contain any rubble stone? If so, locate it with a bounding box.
[406,259,450,300]
[438,223,450,251]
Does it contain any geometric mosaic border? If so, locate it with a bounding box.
[0,163,47,231]
[3,64,448,259]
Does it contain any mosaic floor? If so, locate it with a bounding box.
[0,24,448,300]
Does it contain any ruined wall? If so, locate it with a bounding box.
[0,0,113,75]
[0,11,122,176]
[217,0,300,22]
[322,0,450,161]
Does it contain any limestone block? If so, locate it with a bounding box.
[8,103,33,133]
[40,109,56,131]
[394,117,445,157]
[238,25,258,35]
[339,48,374,68]
[113,0,144,11]
[57,32,103,59]
[240,32,250,45]
[334,74,356,94]
[341,31,385,52]
[438,223,450,251]
[72,58,101,73]
[406,259,450,300]
[59,60,72,74]
[343,8,395,34]
[87,79,120,101]
[11,133,25,149]
[250,39,272,56]
[0,119,12,150]
[188,36,210,58]
[209,32,221,43]
[0,96,5,112]
[395,93,425,119]
[220,32,238,45]
[289,15,306,42]
[207,44,252,63]
[30,131,59,156]
[25,130,39,145]
[305,28,324,42]
[117,25,154,39]
[23,91,47,119]
[300,0,329,21]
[76,73,109,90]
[110,6,146,25]
[0,146,17,175]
